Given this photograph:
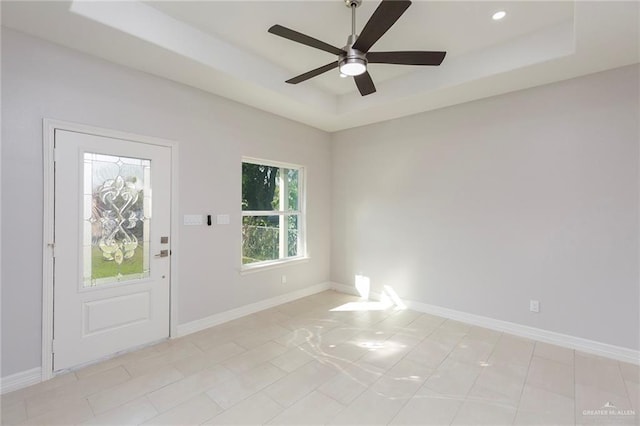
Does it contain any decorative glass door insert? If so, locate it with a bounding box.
[54,129,171,371]
[83,153,151,287]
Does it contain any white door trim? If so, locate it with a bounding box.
[42,119,180,381]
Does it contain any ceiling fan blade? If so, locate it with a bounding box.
[367,51,446,66]
[354,71,376,96]
[286,62,339,84]
[268,25,345,56]
[352,0,412,53]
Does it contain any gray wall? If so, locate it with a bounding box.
[3,26,638,379]
[1,29,332,377]
[331,65,639,350]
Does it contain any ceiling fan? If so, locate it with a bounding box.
[268,0,446,96]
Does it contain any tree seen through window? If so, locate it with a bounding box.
[242,161,303,265]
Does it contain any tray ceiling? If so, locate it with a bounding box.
[2,1,638,131]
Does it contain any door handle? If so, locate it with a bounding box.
[155,250,169,258]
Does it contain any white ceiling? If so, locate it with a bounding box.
[145,1,575,95]
[2,1,638,132]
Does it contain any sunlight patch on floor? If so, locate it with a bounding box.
[330,300,392,312]
[331,277,407,312]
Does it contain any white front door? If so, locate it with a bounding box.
[53,129,171,371]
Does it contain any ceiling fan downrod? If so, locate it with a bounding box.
[341,0,366,76]
[346,0,362,40]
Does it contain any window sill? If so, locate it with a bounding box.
[239,257,310,275]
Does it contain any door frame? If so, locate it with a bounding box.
[42,118,180,381]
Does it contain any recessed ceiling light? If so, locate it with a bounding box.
[492,10,506,21]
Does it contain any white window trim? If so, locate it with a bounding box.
[240,157,307,272]
[239,256,310,275]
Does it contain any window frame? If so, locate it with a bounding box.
[240,157,307,271]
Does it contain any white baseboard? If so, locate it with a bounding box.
[2,282,332,394]
[6,282,635,396]
[330,283,640,365]
[1,367,42,395]
[176,281,332,337]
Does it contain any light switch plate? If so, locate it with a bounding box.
[184,214,203,226]
[216,214,230,225]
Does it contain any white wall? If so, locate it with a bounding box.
[1,29,332,377]
[332,65,639,350]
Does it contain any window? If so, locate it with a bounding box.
[242,158,305,268]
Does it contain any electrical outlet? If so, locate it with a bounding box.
[281,275,287,284]
[529,300,540,313]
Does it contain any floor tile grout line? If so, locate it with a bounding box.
[439,327,503,425]
[363,318,460,424]
[616,360,636,410]
[72,343,164,380]
[259,338,355,410]
[199,360,288,414]
[573,345,577,425]
[383,320,483,425]
[268,305,422,424]
[315,384,355,412]
[257,392,288,425]
[3,373,80,406]
[86,367,186,417]
[319,316,427,425]
[165,340,288,422]
[383,358,440,425]
[141,392,218,425]
[511,337,540,425]
[22,366,135,420]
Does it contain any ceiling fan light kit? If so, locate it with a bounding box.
[339,58,367,76]
[339,34,367,76]
[268,0,447,96]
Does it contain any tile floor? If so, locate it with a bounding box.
[1,291,638,425]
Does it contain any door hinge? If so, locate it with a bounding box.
[53,147,59,163]
[48,243,55,258]
[51,339,57,354]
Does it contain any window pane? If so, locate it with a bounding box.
[83,153,150,287]
[287,214,299,257]
[286,169,299,211]
[242,163,280,211]
[242,215,280,264]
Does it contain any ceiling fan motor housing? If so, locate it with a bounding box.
[340,34,367,76]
